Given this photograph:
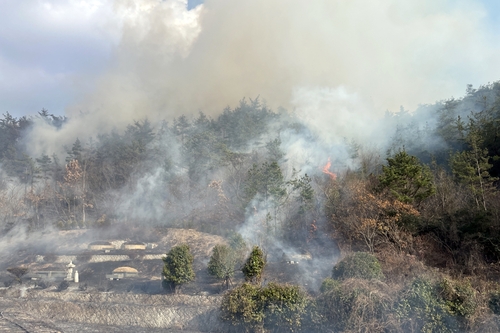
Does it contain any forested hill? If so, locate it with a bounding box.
[1,81,500,259]
[0,98,316,237]
[387,81,500,177]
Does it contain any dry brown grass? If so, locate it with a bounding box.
[375,247,429,287]
[319,278,401,333]
[460,276,500,332]
[160,228,227,259]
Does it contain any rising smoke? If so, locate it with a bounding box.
[19,0,500,157]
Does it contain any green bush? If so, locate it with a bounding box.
[208,244,236,280]
[162,244,195,293]
[220,282,307,333]
[301,300,323,332]
[398,213,426,233]
[378,150,435,204]
[229,232,248,265]
[332,252,384,281]
[315,279,394,332]
[261,283,308,332]
[439,278,477,318]
[396,278,457,333]
[242,246,266,283]
[319,278,340,293]
[220,283,264,331]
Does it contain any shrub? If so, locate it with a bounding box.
[332,252,384,281]
[208,244,236,280]
[57,280,69,291]
[320,278,340,293]
[396,277,456,333]
[36,280,50,289]
[242,246,266,283]
[79,268,93,282]
[43,253,57,263]
[220,282,308,333]
[261,283,308,332]
[316,279,394,332]
[76,253,92,263]
[162,244,195,293]
[229,232,248,265]
[220,283,264,331]
[7,267,29,284]
[398,213,426,233]
[301,300,323,332]
[439,278,477,318]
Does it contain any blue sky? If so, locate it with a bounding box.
[483,0,500,21]
[1,0,500,119]
[187,0,204,10]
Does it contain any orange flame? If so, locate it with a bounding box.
[322,157,337,180]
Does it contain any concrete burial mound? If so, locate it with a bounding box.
[121,241,147,250]
[88,241,115,251]
[106,266,139,280]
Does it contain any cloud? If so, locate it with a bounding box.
[0,0,119,116]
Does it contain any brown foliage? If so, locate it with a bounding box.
[375,249,427,286]
[317,278,399,333]
[329,179,418,253]
[64,159,83,184]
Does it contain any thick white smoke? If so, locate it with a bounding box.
[22,0,500,155]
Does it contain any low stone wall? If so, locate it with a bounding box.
[55,255,77,263]
[88,244,116,251]
[142,254,164,260]
[51,254,166,264]
[89,255,131,263]
[18,290,224,332]
[27,291,221,307]
[122,244,147,250]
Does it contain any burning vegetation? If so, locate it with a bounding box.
[322,157,337,181]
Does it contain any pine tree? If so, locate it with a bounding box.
[36,154,52,180]
[451,116,497,211]
[379,150,435,205]
[265,137,285,162]
[66,138,83,163]
[162,244,195,293]
[207,244,236,289]
[242,246,266,283]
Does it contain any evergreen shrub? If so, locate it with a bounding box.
[396,277,456,333]
[332,252,384,281]
[316,279,394,332]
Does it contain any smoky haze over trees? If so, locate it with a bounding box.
[3,81,500,331]
[2,84,500,254]
[0,97,327,244]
